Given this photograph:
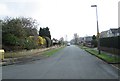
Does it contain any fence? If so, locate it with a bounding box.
[99,36,120,55]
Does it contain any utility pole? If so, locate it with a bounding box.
[91,5,101,54]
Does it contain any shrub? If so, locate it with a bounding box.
[3,34,19,46]
[44,37,51,47]
[24,37,38,50]
[37,36,44,45]
[91,40,98,47]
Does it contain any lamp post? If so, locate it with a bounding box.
[91,5,101,54]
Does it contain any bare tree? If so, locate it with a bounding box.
[74,33,79,45]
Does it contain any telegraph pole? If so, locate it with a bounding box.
[91,5,101,54]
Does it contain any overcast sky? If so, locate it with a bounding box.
[0,0,119,41]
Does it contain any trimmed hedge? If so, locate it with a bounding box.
[99,36,120,49]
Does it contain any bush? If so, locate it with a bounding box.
[91,40,98,47]
[3,34,19,46]
[43,38,46,45]
[44,37,51,47]
[24,37,38,50]
[37,36,44,45]
[2,17,39,51]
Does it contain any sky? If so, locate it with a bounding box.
[0,0,119,41]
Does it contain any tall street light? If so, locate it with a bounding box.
[91,5,101,54]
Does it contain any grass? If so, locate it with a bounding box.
[79,45,120,63]
[79,45,89,49]
[43,47,64,57]
[4,46,65,58]
[4,49,44,58]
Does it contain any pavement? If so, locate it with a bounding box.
[2,45,119,79]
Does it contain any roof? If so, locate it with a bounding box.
[118,27,120,33]
[110,28,118,34]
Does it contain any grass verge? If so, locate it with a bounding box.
[85,49,120,63]
[79,45,89,49]
[79,45,120,64]
[4,46,65,58]
[43,46,65,57]
[4,49,45,58]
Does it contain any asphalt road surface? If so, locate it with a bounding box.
[2,45,119,79]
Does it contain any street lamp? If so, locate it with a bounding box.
[91,5,101,54]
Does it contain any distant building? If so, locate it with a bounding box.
[79,37,84,43]
[52,38,59,43]
[108,28,119,37]
[79,36,92,44]
[100,28,120,38]
[118,27,120,35]
[84,36,92,43]
[100,31,108,38]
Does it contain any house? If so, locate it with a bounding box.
[79,37,84,43]
[52,38,59,45]
[100,31,108,38]
[82,36,93,47]
[108,28,119,37]
[79,36,92,44]
[100,28,120,38]
[118,27,120,35]
[84,36,92,43]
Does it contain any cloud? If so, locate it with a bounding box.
[0,0,39,3]
[0,0,119,41]
[0,2,41,18]
[0,3,10,16]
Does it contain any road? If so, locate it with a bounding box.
[2,45,119,79]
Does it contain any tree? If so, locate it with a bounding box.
[74,33,79,45]
[21,17,38,36]
[39,27,51,39]
[52,38,59,46]
[92,35,96,40]
[59,37,64,45]
[2,17,38,38]
[2,18,26,38]
[91,35,97,47]
[2,17,39,51]
[44,37,51,47]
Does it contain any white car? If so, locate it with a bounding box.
[67,43,70,46]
